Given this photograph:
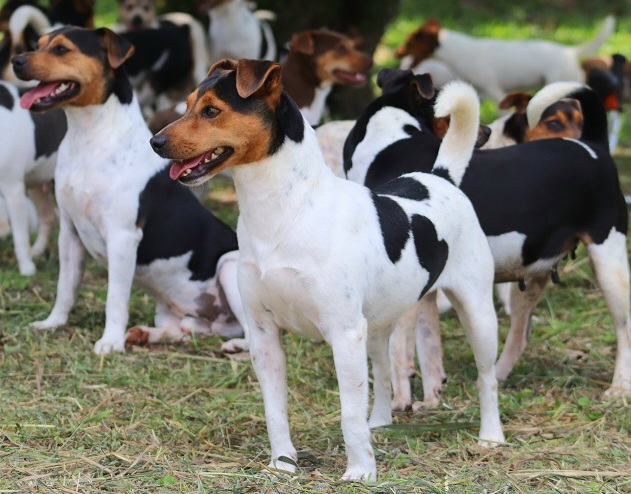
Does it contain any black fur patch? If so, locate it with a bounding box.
[0,84,14,109]
[371,193,410,263]
[431,167,454,184]
[375,176,429,201]
[411,214,448,298]
[30,108,67,159]
[136,166,238,281]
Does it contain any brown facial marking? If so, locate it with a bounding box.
[395,19,440,66]
[158,60,283,176]
[19,29,133,108]
[525,101,583,142]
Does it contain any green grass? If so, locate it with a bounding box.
[2,1,631,492]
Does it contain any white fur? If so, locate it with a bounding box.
[433,17,615,102]
[403,57,459,89]
[315,119,355,178]
[481,112,517,150]
[526,81,585,128]
[299,84,332,127]
[0,81,58,275]
[31,94,246,355]
[205,0,277,63]
[222,81,503,480]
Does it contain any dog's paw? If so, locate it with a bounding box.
[477,433,505,448]
[30,317,65,332]
[391,398,412,412]
[411,396,441,411]
[221,337,249,354]
[340,464,377,482]
[268,455,297,474]
[19,260,36,276]
[125,327,150,346]
[94,336,125,355]
[603,383,631,400]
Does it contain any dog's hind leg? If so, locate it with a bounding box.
[495,273,550,381]
[586,229,631,397]
[390,303,419,411]
[414,291,446,410]
[28,182,57,257]
[0,182,36,275]
[125,301,189,345]
[444,283,504,447]
[219,251,250,353]
[369,326,394,429]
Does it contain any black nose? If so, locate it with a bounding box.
[132,15,143,27]
[11,55,27,70]
[150,134,167,153]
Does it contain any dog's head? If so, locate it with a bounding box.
[394,19,440,67]
[484,91,583,149]
[375,68,490,147]
[287,30,373,87]
[151,58,305,186]
[12,26,135,111]
[117,0,156,30]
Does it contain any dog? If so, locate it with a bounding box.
[344,69,631,409]
[281,29,372,126]
[395,17,615,102]
[0,80,64,275]
[0,1,93,84]
[150,59,505,480]
[399,55,458,89]
[148,29,373,133]
[198,0,277,63]
[12,26,248,354]
[483,90,584,150]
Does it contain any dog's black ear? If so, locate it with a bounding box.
[289,31,314,55]
[376,68,413,92]
[235,59,282,101]
[411,73,434,100]
[207,58,238,78]
[97,28,134,69]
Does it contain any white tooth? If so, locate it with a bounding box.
[211,153,218,160]
[182,169,191,177]
[215,146,224,154]
[203,157,211,164]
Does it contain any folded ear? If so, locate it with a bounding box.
[289,31,314,55]
[411,73,435,100]
[207,58,238,78]
[97,28,134,69]
[235,59,282,102]
[499,91,532,112]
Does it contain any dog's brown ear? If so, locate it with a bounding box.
[499,91,532,112]
[411,73,435,99]
[235,59,282,101]
[97,28,134,69]
[289,31,314,55]
[423,18,441,34]
[207,58,238,78]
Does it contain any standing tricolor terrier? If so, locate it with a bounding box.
[12,27,247,354]
[150,58,504,480]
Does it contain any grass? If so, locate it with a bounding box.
[2,1,631,492]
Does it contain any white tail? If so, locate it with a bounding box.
[573,15,616,58]
[8,5,51,47]
[431,81,480,187]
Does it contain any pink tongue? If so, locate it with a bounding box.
[169,155,204,180]
[20,82,60,109]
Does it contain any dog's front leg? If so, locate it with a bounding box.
[31,214,86,330]
[329,317,377,481]
[94,229,141,355]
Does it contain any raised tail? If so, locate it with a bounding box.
[527,81,609,150]
[258,19,277,61]
[431,81,480,187]
[8,5,50,46]
[573,15,615,58]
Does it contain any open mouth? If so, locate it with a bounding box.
[332,69,368,86]
[19,80,79,110]
[169,146,233,183]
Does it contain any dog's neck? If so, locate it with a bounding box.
[64,93,146,137]
[282,52,332,125]
[230,125,336,239]
[209,0,246,19]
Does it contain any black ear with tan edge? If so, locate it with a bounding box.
[207,58,238,78]
[289,31,314,55]
[411,73,435,100]
[235,59,282,101]
[97,28,134,69]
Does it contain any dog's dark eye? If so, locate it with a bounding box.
[201,106,220,119]
[546,120,563,132]
[52,45,69,55]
